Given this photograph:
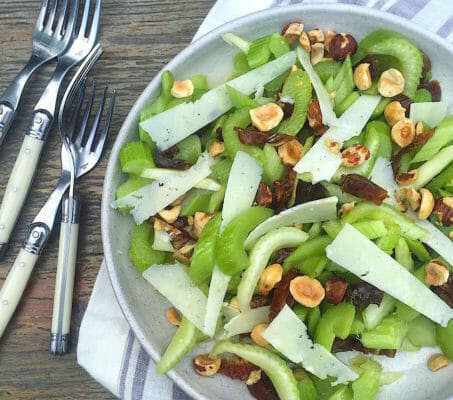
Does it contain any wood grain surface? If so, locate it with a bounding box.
[0,1,214,398]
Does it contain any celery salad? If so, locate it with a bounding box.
[113,23,453,400]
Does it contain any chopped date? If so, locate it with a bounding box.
[235,127,270,145]
[418,80,441,102]
[392,94,412,117]
[250,295,270,309]
[432,274,453,308]
[172,216,190,229]
[274,248,295,264]
[220,356,259,381]
[332,336,396,358]
[269,269,299,320]
[341,174,388,205]
[346,282,384,310]
[314,124,329,137]
[359,55,380,80]
[273,170,296,210]
[324,276,348,305]
[216,126,224,141]
[154,149,190,170]
[277,100,294,119]
[295,180,326,205]
[267,133,295,147]
[256,182,273,207]
[248,372,279,400]
[421,51,432,81]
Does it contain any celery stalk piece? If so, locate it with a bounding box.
[226,85,258,108]
[262,143,286,186]
[334,56,354,108]
[293,94,380,183]
[247,36,272,69]
[245,197,338,250]
[283,236,333,273]
[406,315,437,347]
[116,176,152,214]
[176,135,201,164]
[119,141,155,174]
[143,263,208,333]
[129,223,167,272]
[409,102,447,129]
[297,47,340,128]
[211,340,299,400]
[437,320,453,359]
[330,386,353,400]
[222,306,270,338]
[361,314,408,349]
[222,32,251,54]
[297,374,319,400]
[157,317,198,374]
[352,220,388,240]
[140,51,296,151]
[351,361,381,400]
[395,237,414,271]
[181,193,211,216]
[321,182,360,204]
[238,227,308,313]
[204,151,263,337]
[112,153,213,224]
[326,224,453,327]
[262,305,359,385]
[314,60,343,83]
[363,294,396,330]
[139,168,221,191]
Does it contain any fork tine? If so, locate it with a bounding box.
[35,0,49,31]
[93,90,116,160]
[74,81,96,147]
[45,0,59,32]
[54,0,68,36]
[79,0,91,37]
[67,79,87,139]
[87,0,101,42]
[62,0,79,40]
[84,85,107,151]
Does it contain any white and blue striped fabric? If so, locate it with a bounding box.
[77,1,453,399]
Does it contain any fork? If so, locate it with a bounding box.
[0,44,111,341]
[0,0,75,144]
[0,0,101,259]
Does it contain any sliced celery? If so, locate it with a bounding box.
[208,185,226,213]
[370,97,391,119]
[233,51,251,76]
[116,176,152,213]
[314,60,342,83]
[181,194,211,216]
[363,294,396,330]
[414,88,432,103]
[211,158,232,185]
[335,91,360,116]
[308,222,323,239]
[129,223,166,272]
[226,85,258,109]
[436,320,453,360]
[367,121,392,160]
[351,360,381,400]
[300,255,329,278]
[247,36,272,69]
[330,386,353,400]
[176,135,201,164]
[395,300,420,322]
[297,374,320,400]
[320,182,360,204]
[395,237,414,271]
[352,220,388,240]
[361,314,408,349]
[262,143,286,186]
[269,33,290,58]
[426,162,453,197]
[190,74,208,90]
[334,56,354,107]
[406,315,437,347]
[308,307,321,337]
[119,141,155,174]
[283,236,332,273]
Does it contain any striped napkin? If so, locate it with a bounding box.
[77,1,453,399]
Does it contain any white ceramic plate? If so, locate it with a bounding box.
[102,4,453,400]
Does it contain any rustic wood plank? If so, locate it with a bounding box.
[0,0,214,398]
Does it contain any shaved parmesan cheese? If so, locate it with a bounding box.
[152,229,174,252]
[112,153,212,224]
[143,264,208,333]
[244,197,338,250]
[204,152,263,337]
[223,306,270,338]
[141,52,296,150]
[140,168,221,191]
[293,95,380,183]
[415,218,453,266]
[326,224,453,327]
[296,47,340,128]
[369,156,398,207]
[409,102,447,128]
[262,305,358,385]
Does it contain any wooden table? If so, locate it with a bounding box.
[0,1,214,398]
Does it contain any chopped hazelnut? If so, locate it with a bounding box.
[171,79,194,98]
[378,68,405,97]
[324,30,336,52]
[256,182,273,207]
[340,202,355,216]
[324,276,348,305]
[308,99,323,129]
[428,354,449,372]
[384,101,406,127]
[250,103,284,132]
[208,140,225,157]
[354,63,372,91]
[415,121,424,136]
[391,117,415,148]
[166,307,181,326]
[341,144,370,168]
[329,33,358,61]
[193,212,213,238]
[290,64,298,73]
[425,260,449,286]
[310,43,325,66]
[395,190,408,213]
[194,354,221,377]
[433,197,453,227]
[400,187,421,211]
[299,31,311,52]
[281,22,304,43]
[230,296,240,312]
[259,264,283,295]
[246,369,262,386]
[308,28,324,43]
[418,188,435,220]
[290,276,325,308]
[278,139,303,167]
[396,170,419,185]
[251,323,269,347]
[158,205,181,224]
[325,138,340,154]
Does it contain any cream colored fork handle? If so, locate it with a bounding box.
[0,248,39,338]
[0,135,44,252]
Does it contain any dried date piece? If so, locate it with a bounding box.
[324,276,348,305]
[274,170,296,210]
[269,269,299,320]
[154,149,191,170]
[248,372,279,400]
[235,127,270,145]
[341,174,388,205]
[250,295,271,309]
[277,99,295,118]
[295,180,326,205]
[418,80,441,102]
[421,51,432,81]
[220,356,259,381]
[392,94,412,117]
[256,182,273,207]
[359,55,380,80]
[152,216,193,250]
[267,133,295,147]
[332,336,396,358]
[432,274,453,308]
[274,248,295,264]
[346,283,384,310]
[216,126,224,141]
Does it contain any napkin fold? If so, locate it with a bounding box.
[78,0,453,399]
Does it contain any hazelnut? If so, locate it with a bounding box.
[290,276,325,308]
[308,28,324,43]
[395,190,408,213]
[384,101,406,127]
[246,369,262,385]
[251,323,269,347]
[428,354,449,372]
[415,121,424,136]
[307,99,323,129]
[339,202,355,216]
[396,170,418,185]
[173,250,192,265]
[310,43,325,66]
[166,307,181,326]
[299,31,311,52]
[230,296,240,312]
[378,68,405,97]
[193,212,213,238]
[281,22,304,43]
[354,63,373,91]
[290,64,298,73]
[425,260,449,286]
[325,138,340,154]
[341,144,370,168]
[256,182,273,207]
[418,188,435,220]
[178,241,195,256]
[324,276,348,305]
[400,187,421,211]
[329,33,358,61]
[391,117,415,148]
[433,197,453,227]
[278,139,303,167]
[250,103,284,132]
[209,140,225,157]
[158,205,181,224]
[171,79,194,98]
[258,263,283,295]
[324,30,336,51]
[194,354,221,377]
